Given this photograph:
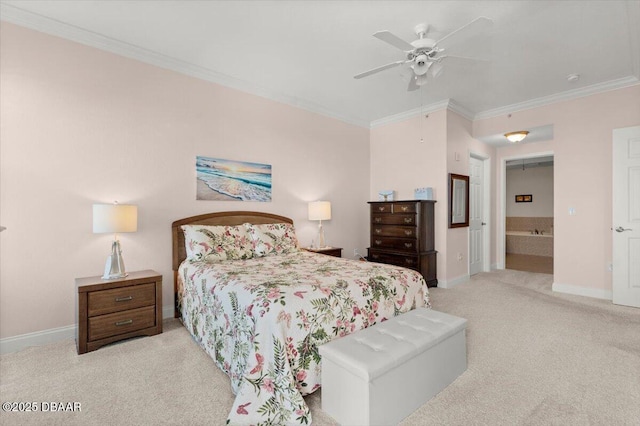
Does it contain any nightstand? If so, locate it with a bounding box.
[76,270,162,354]
[302,247,343,258]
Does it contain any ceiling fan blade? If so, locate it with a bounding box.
[373,30,415,51]
[354,60,408,79]
[443,54,490,62]
[407,76,420,91]
[436,16,493,51]
[407,74,428,91]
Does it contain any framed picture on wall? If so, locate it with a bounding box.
[515,194,532,203]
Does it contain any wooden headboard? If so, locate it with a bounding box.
[171,211,294,317]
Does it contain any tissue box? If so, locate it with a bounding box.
[414,187,433,200]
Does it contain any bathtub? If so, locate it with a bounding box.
[506,231,553,256]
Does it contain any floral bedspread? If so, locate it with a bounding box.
[178,250,430,425]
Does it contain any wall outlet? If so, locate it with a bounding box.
[568,207,576,216]
[608,263,613,271]
[457,253,463,261]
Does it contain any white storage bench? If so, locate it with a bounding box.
[319,308,467,426]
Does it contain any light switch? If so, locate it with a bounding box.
[568,208,576,215]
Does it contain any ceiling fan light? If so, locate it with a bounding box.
[504,131,529,143]
[413,55,430,76]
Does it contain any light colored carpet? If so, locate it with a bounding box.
[1,269,639,425]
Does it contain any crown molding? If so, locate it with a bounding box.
[474,76,640,121]
[370,99,451,128]
[0,4,370,129]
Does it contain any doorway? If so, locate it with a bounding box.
[501,152,554,274]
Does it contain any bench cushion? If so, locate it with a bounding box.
[320,308,467,381]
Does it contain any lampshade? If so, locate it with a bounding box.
[308,201,331,221]
[504,131,529,143]
[93,204,138,234]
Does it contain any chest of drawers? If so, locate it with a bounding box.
[76,270,163,354]
[367,200,437,287]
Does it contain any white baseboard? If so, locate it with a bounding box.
[438,274,470,289]
[1,305,177,355]
[552,282,612,301]
[0,324,76,355]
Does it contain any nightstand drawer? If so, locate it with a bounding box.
[88,283,155,317]
[88,306,156,341]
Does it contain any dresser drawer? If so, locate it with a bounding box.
[88,305,156,342]
[368,250,419,269]
[372,225,417,238]
[371,237,418,252]
[370,202,417,214]
[88,283,155,317]
[371,214,416,225]
[371,203,393,213]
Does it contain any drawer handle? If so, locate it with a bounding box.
[405,259,413,264]
[404,218,413,223]
[371,254,379,259]
[404,230,413,236]
[378,206,385,211]
[375,240,382,245]
[404,243,413,248]
[115,296,133,302]
[375,228,382,234]
[400,206,408,211]
[115,319,133,327]
[374,218,382,223]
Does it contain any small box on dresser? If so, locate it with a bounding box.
[76,270,163,354]
[367,200,437,287]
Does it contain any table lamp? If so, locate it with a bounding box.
[308,201,331,249]
[93,202,137,279]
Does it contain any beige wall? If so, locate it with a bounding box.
[0,23,370,339]
[370,110,449,281]
[506,165,554,217]
[475,85,640,295]
[370,108,497,285]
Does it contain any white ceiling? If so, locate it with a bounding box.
[1,1,639,130]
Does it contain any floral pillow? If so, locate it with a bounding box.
[181,224,253,262]
[245,222,299,257]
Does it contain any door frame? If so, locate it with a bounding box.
[498,150,554,270]
[469,151,491,273]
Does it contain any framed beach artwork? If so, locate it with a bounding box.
[196,156,272,202]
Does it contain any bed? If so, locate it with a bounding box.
[172,211,431,425]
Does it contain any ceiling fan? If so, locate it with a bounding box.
[354,17,492,91]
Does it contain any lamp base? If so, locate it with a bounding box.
[101,240,127,280]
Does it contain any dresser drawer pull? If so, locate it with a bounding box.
[115,319,133,327]
[405,259,414,264]
[374,217,382,223]
[378,206,385,212]
[374,228,382,234]
[404,243,413,248]
[404,218,413,223]
[374,240,382,245]
[400,206,409,212]
[371,254,380,259]
[404,230,413,236]
[115,296,133,302]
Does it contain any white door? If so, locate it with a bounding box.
[469,156,484,275]
[613,126,640,308]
